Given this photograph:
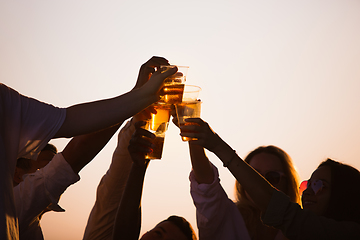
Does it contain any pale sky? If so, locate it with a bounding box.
[1,0,360,239]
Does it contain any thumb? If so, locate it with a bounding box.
[154,66,178,81]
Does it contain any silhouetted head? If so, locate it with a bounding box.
[236,145,300,205]
[140,215,197,240]
[14,143,57,186]
[301,159,360,223]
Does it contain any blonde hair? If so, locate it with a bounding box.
[235,145,300,239]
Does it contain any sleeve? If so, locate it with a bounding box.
[14,153,80,228]
[262,190,360,240]
[1,83,65,239]
[190,163,251,240]
[17,94,66,160]
[83,120,135,240]
[0,83,66,161]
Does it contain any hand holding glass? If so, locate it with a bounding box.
[140,102,171,159]
[141,119,168,159]
[175,100,202,141]
[159,65,189,104]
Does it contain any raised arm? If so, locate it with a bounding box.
[62,123,121,174]
[180,118,275,212]
[82,121,135,240]
[112,162,148,240]
[171,114,214,184]
[54,56,176,138]
[188,144,214,184]
[83,108,154,240]
[112,121,155,240]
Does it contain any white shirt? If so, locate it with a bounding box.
[0,83,66,240]
[14,153,80,240]
[83,121,134,240]
[190,164,251,240]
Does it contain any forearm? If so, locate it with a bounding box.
[189,143,214,184]
[62,123,121,174]
[112,162,148,240]
[107,120,136,178]
[15,153,80,228]
[212,136,275,212]
[55,88,157,138]
[83,121,135,240]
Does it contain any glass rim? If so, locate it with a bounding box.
[160,65,189,68]
[176,99,202,105]
[184,84,202,92]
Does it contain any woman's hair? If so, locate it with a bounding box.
[317,159,360,224]
[160,215,197,240]
[234,145,300,238]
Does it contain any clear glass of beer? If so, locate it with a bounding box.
[141,102,171,159]
[159,65,189,104]
[182,85,201,102]
[175,99,202,141]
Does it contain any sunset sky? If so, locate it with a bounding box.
[1,0,360,239]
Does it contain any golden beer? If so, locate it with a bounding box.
[145,136,165,159]
[175,100,202,142]
[159,84,185,104]
[179,121,199,141]
[149,102,171,132]
[141,102,170,160]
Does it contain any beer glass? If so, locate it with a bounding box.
[159,65,189,104]
[175,100,202,141]
[141,102,171,159]
[182,85,201,102]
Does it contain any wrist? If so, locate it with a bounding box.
[137,81,161,101]
[211,134,230,154]
[132,160,149,170]
[222,150,238,167]
[132,87,159,106]
[210,136,238,167]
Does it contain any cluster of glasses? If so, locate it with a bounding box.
[141,66,202,160]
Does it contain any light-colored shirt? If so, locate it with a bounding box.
[262,190,360,240]
[83,121,134,240]
[190,163,251,240]
[0,83,66,240]
[14,153,80,240]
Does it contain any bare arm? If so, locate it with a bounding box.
[62,123,121,174]
[112,162,148,240]
[55,91,151,138]
[112,121,155,240]
[54,57,176,138]
[188,140,214,184]
[180,118,275,212]
[211,137,274,212]
[83,106,153,239]
[171,113,214,184]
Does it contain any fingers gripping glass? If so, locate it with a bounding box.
[299,179,324,196]
[175,100,202,141]
[264,171,285,185]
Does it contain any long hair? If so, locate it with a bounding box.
[235,145,300,239]
[318,159,360,224]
